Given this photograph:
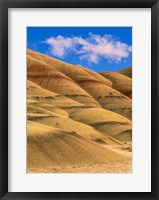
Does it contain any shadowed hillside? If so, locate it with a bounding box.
[27,49,132,173]
[99,72,132,98]
[118,67,132,78]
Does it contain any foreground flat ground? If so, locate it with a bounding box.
[28,158,132,173]
[28,147,132,173]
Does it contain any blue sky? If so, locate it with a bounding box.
[27,27,132,72]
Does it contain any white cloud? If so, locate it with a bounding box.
[45,36,75,58]
[45,33,132,64]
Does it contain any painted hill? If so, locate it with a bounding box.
[27,55,100,108]
[118,66,132,78]
[27,80,132,141]
[99,72,132,98]
[27,49,132,173]
[28,49,132,119]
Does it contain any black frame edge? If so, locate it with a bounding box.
[0,0,159,199]
[0,0,8,200]
[0,0,158,8]
[151,1,159,199]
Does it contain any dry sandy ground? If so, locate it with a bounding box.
[28,146,132,174]
[28,159,132,173]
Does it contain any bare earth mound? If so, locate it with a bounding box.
[27,121,131,173]
[118,66,132,78]
[99,72,132,98]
